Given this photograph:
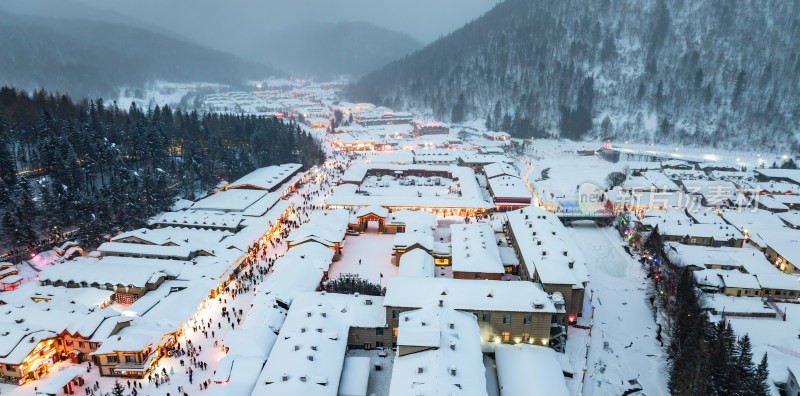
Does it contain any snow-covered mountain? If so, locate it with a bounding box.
[0,11,279,98]
[347,0,800,151]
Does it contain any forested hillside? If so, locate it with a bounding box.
[253,21,422,79]
[348,0,800,150]
[0,87,324,252]
[0,12,278,98]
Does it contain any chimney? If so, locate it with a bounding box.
[536,240,541,246]
[438,299,443,307]
[450,342,456,350]
[449,322,454,329]
[542,251,547,256]
[563,251,568,256]
[528,224,532,229]
[418,367,424,374]
[569,261,574,269]
[365,298,373,305]
[450,367,457,376]
[282,374,289,382]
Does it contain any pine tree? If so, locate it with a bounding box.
[736,335,757,393]
[754,353,770,396]
[111,379,125,396]
[492,100,502,130]
[732,70,747,107]
[450,93,467,123]
[694,68,704,90]
[601,34,617,62]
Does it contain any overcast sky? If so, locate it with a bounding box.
[74,0,498,45]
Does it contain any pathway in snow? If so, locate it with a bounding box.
[568,223,669,396]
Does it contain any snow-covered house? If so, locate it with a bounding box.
[287,209,351,261]
[383,209,437,234]
[224,163,304,193]
[249,292,387,396]
[450,223,504,280]
[494,344,570,396]
[388,304,487,396]
[383,277,557,347]
[505,207,589,325]
[0,305,123,383]
[392,228,435,266]
[398,249,435,278]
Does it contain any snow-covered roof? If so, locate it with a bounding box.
[680,180,741,206]
[112,226,232,249]
[0,305,118,363]
[505,207,589,287]
[260,243,335,305]
[717,270,762,290]
[483,162,519,179]
[287,209,350,248]
[92,321,176,355]
[760,230,800,268]
[398,249,435,278]
[250,292,386,396]
[148,210,244,230]
[338,357,371,396]
[384,277,556,313]
[641,171,681,191]
[355,205,389,219]
[487,175,532,201]
[227,163,303,191]
[458,152,513,165]
[38,257,170,289]
[450,223,504,274]
[665,243,800,291]
[385,210,437,231]
[778,211,800,228]
[35,366,86,395]
[389,305,487,396]
[693,269,725,289]
[329,164,492,210]
[758,195,790,211]
[719,209,788,246]
[98,242,194,260]
[607,188,698,209]
[685,208,726,224]
[754,169,800,185]
[222,200,292,251]
[393,229,434,252]
[494,344,570,396]
[658,222,745,241]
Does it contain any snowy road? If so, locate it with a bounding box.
[568,223,669,396]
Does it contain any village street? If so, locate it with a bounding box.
[568,223,669,396]
[5,155,346,396]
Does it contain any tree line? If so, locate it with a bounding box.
[0,86,325,253]
[642,229,771,395]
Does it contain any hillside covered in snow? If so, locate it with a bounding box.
[347,0,800,151]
